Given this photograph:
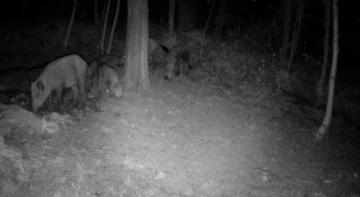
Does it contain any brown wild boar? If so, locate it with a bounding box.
[31,54,88,112]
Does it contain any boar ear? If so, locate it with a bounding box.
[36,81,44,91]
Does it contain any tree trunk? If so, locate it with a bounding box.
[106,0,121,54]
[316,0,338,140]
[177,0,196,29]
[215,0,225,39]
[94,0,99,25]
[160,5,166,24]
[23,0,28,16]
[59,0,66,20]
[316,0,331,106]
[169,0,176,38]
[287,0,305,72]
[50,0,56,18]
[64,0,77,49]
[280,0,291,63]
[100,0,112,54]
[200,0,216,57]
[125,0,150,91]
[101,0,108,23]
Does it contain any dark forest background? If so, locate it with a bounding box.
[0,0,359,133]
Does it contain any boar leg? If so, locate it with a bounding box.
[69,85,79,108]
[55,88,64,111]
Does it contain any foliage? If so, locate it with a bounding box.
[0,20,127,61]
[241,22,282,52]
[334,85,360,130]
[184,23,358,134]
[192,37,278,97]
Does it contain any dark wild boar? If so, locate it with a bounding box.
[98,64,122,98]
[164,46,190,80]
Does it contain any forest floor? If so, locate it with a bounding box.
[1,52,359,197]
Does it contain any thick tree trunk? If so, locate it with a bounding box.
[316,0,331,106]
[316,0,338,140]
[64,0,77,49]
[125,0,150,91]
[287,0,305,72]
[280,0,291,63]
[106,0,121,54]
[169,0,176,38]
[100,0,112,54]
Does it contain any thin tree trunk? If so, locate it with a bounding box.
[178,0,192,29]
[160,6,166,24]
[125,0,150,91]
[215,0,225,39]
[280,0,291,63]
[316,0,331,106]
[177,0,185,29]
[184,1,196,28]
[107,0,121,54]
[50,0,56,18]
[200,0,216,57]
[23,0,28,15]
[64,0,78,49]
[217,9,226,39]
[287,0,305,72]
[316,0,338,140]
[169,0,176,38]
[94,0,99,25]
[100,0,112,54]
[59,0,66,20]
[190,3,197,26]
[101,0,108,23]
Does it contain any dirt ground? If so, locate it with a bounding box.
[1,59,359,197]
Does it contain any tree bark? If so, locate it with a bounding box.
[287,0,305,72]
[316,0,338,140]
[64,0,77,49]
[316,0,331,106]
[107,0,121,54]
[169,0,176,38]
[125,0,150,91]
[280,0,291,63]
[100,0,112,54]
